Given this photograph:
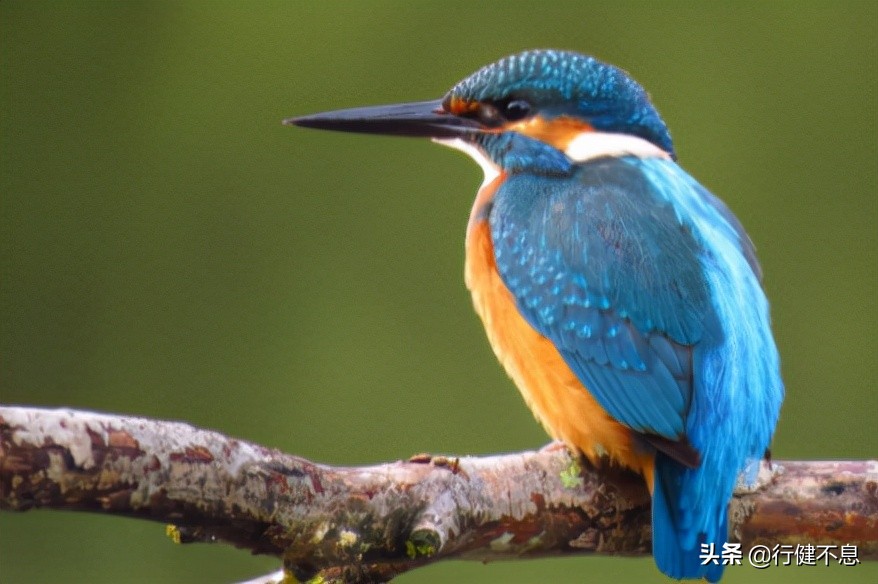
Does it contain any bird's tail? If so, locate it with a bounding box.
[652,452,727,582]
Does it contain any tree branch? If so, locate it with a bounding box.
[1,405,876,583]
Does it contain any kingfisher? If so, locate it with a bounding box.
[287,49,784,581]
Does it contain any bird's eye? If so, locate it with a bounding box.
[503,99,532,121]
[474,100,532,126]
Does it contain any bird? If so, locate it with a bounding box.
[286,49,784,581]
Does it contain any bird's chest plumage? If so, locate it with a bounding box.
[464,172,651,477]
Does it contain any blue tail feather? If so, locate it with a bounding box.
[653,452,728,582]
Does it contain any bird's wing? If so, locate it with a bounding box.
[490,156,749,456]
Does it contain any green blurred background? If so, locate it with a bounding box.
[1,1,875,583]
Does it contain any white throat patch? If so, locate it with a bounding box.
[433,137,500,188]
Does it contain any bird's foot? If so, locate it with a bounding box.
[408,453,464,476]
[540,441,594,470]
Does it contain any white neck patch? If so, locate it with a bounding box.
[565,131,670,162]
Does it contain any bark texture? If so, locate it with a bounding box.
[1,406,876,583]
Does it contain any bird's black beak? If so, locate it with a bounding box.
[284,99,481,139]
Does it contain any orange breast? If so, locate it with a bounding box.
[465,176,654,483]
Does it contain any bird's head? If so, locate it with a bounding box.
[288,49,674,172]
